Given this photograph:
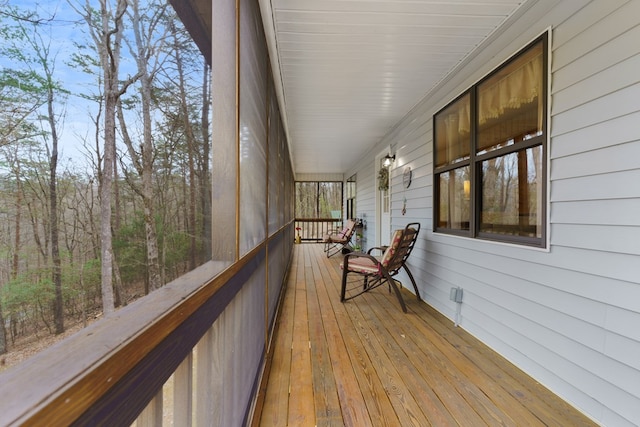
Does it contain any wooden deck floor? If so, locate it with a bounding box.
[256,244,596,427]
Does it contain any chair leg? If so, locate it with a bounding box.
[326,242,344,258]
[403,265,421,301]
[363,276,368,291]
[340,269,348,302]
[382,271,407,313]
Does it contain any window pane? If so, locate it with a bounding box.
[346,174,356,219]
[295,182,317,218]
[295,182,342,218]
[480,146,543,238]
[211,0,237,265]
[318,182,342,217]
[435,93,471,167]
[346,174,356,198]
[268,85,282,235]
[477,42,543,154]
[437,167,470,230]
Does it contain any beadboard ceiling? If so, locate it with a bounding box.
[260,0,532,176]
[172,0,531,176]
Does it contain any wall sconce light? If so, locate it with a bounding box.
[383,153,395,167]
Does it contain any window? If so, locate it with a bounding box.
[346,174,356,219]
[434,34,547,247]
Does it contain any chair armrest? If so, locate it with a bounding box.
[367,245,388,255]
[342,251,380,268]
[329,225,350,235]
[343,252,379,264]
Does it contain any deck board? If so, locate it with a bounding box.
[315,245,393,426]
[257,244,597,426]
[305,248,342,426]
[260,244,298,426]
[287,247,314,425]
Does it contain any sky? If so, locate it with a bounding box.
[1,0,144,173]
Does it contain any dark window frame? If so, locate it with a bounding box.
[433,33,548,248]
[346,174,356,220]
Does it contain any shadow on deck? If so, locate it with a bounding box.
[255,243,596,427]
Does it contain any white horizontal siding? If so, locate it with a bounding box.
[552,139,640,180]
[348,155,375,250]
[552,199,640,225]
[551,110,640,158]
[552,0,636,72]
[548,21,640,427]
[551,81,640,137]
[386,100,433,289]
[553,46,640,115]
[552,169,640,201]
[551,224,640,255]
[347,1,640,425]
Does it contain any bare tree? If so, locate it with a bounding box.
[76,0,139,314]
[169,21,198,270]
[199,62,211,261]
[1,7,68,334]
[27,28,66,334]
[0,148,25,354]
[117,0,168,292]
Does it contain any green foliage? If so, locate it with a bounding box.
[1,271,55,330]
[68,42,100,76]
[81,258,102,290]
[114,213,147,284]
[61,258,100,297]
[59,258,102,316]
[113,211,194,285]
[163,230,190,272]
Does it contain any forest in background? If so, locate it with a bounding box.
[0,0,211,359]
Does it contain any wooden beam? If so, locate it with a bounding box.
[169,0,212,65]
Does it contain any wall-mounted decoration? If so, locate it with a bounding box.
[403,166,412,189]
[378,167,389,191]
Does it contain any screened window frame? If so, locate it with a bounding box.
[433,33,549,248]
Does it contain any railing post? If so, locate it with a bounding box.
[294,218,347,242]
[137,390,163,426]
[174,353,194,426]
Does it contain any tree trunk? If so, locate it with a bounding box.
[113,147,121,231]
[137,52,162,292]
[89,0,132,314]
[173,23,198,270]
[18,26,66,333]
[121,0,164,291]
[1,163,23,355]
[12,163,22,282]
[0,304,6,356]
[100,90,116,314]
[47,77,64,334]
[200,62,212,261]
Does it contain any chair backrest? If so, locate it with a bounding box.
[379,222,420,274]
[339,219,357,239]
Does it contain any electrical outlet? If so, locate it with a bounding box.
[449,287,463,303]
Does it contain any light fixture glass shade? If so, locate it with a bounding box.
[383,154,395,167]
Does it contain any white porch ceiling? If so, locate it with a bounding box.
[259,0,529,176]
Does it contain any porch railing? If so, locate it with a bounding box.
[0,224,293,426]
[294,218,343,242]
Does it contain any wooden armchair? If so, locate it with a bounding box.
[340,222,421,312]
[323,219,357,258]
